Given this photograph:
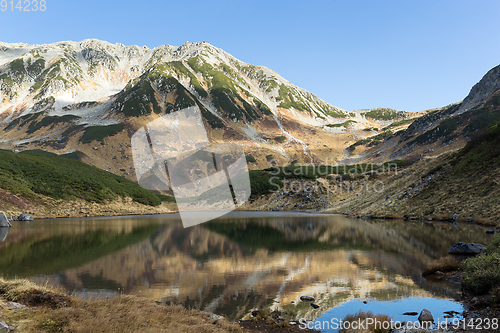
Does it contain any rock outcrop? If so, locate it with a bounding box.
[449,242,486,255]
[457,64,500,114]
[0,212,12,227]
[418,308,434,323]
[18,213,34,221]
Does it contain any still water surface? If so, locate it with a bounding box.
[0,212,493,331]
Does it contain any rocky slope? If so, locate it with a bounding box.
[343,63,500,165]
[0,39,421,177]
[457,63,500,114]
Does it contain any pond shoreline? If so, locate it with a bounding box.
[19,209,499,232]
[2,211,498,332]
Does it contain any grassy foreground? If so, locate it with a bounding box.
[0,278,244,333]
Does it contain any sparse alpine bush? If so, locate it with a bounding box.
[462,235,500,295]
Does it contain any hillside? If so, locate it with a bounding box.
[0,150,175,218]
[324,122,500,221]
[343,64,500,165]
[242,122,500,222]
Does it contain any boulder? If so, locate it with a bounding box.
[0,228,8,242]
[452,214,459,221]
[209,314,223,320]
[310,303,319,309]
[0,321,10,333]
[0,212,11,227]
[7,302,26,309]
[300,296,315,302]
[486,230,495,235]
[449,242,486,255]
[418,309,433,323]
[18,213,34,221]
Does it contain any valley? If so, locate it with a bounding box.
[1,38,500,333]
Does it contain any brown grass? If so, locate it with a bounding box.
[0,278,245,333]
[27,296,244,333]
[422,256,462,276]
[340,311,394,333]
[0,277,61,301]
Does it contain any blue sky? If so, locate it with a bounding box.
[1,0,499,111]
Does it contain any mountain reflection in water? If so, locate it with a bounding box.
[0,212,492,321]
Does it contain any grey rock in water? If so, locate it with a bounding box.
[449,242,486,255]
[418,309,434,322]
[300,296,315,302]
[452,213,459,221]
[0,213,12,227]
[0,228,8,242]
[18,213,34,221]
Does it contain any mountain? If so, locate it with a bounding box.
[342,64,500,164]
[0,39,424,176]
[1,40,499,221]
[0,40,336,173]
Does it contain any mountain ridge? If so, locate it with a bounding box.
[0,39,419,173]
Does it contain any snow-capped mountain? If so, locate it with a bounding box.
[0,39,409,175]
[0,39,346,119]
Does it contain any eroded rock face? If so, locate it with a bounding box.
[457,64,500,114]
[449,242,486,255]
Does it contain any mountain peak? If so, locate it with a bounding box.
[457,64,500,115]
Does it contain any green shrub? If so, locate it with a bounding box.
[79,124,125,144]
[248,171,283,199]
[462,235,500,294]
[274,136,287,143]
[362,108,405,121]
[246,155,257,163]
[26,115,80,134]
[0,150,161,205]
[462,253,500,294]
[326,120,357,128]
[383,117,419,130]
